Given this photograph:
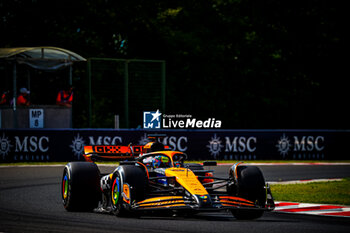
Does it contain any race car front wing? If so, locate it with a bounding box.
[132,194,274,212]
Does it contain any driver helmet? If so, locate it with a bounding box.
[152,155,171,168]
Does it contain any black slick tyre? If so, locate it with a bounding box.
[110,172,128,217]
[62,162,101,211]
[111,165,147,217]
[230,166,266,220]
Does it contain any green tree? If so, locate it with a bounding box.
[1,0,346,128]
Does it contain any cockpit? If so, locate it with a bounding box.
[140,152,187,169]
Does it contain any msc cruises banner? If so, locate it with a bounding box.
[0,129,349,162]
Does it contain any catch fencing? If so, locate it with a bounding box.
[87,58,166,128]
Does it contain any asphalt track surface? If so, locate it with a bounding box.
[1,164,350,233]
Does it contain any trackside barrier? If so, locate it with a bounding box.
[0,129,349,162]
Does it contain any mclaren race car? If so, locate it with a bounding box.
[61,135,275,219]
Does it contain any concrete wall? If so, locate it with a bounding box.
[0,105,72,128]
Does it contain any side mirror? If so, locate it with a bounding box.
[203,161,217,166]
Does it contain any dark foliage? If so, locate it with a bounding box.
[1,0,347,128]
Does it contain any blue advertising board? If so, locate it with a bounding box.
[0,129,348,162]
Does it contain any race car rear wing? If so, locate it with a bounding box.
[83,145,144,162]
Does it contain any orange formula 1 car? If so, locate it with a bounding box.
[61,135,275,219]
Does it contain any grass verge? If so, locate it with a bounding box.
[270,178,350,205]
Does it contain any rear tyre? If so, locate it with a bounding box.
[111,165,147,217]
[230,166,266,220]
[62,162,101,211]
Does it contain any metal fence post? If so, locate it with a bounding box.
[161,61,166,113]
[124,60,129,128]
[13,61,17,128]
[87,58,92,128]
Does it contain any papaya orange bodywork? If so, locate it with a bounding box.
[165,167,208,196]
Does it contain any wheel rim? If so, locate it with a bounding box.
[111,177,120,206]
[62,174,68,199]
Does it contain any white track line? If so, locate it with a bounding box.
[268,178,343,185]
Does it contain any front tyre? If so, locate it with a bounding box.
[111,165,148,217]
[230,166,266,220]
[111,173,128,217]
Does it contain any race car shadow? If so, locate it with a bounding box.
[139,214,232,221]
[137,212,244,221]
[138,211,298,222]
[95,207,296,222]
